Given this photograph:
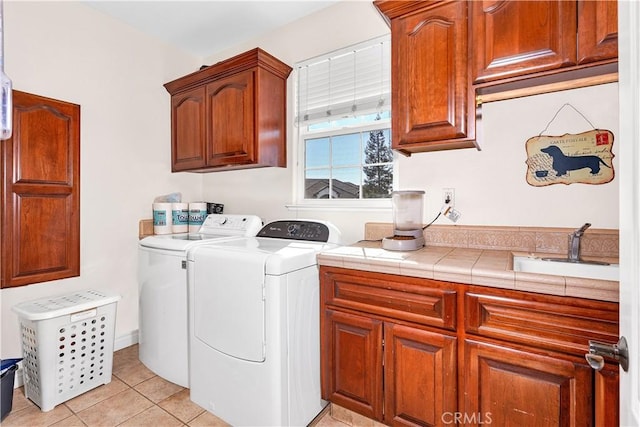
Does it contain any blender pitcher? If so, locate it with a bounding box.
[383,190,426,251]
[392,190,425,231]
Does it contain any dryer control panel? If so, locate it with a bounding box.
[257,220,333,242]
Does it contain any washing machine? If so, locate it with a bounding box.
[137,214,262,387]
[187,220,341,426]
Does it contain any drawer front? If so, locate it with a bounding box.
[465,288,619,355]
[321,267,457,331]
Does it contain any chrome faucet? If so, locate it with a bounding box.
[542,223,609,265]
[568,223,591,262]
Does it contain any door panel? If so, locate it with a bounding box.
[464,339,592,426]
[171,86,206,171]
[577,0,618,64]
[192,246,268,362]
[471,0,577,83]
[2,90,80,287]
[392,1,473,149]
[206,70,255,166]
[384,323,457,426]
[321,309,383,421]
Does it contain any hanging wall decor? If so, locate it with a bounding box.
[525,103,615,186]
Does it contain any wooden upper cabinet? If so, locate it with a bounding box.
[374,0,476,154]
[164,48,292,172]
[471,0,618,85]
[578,0,619,64]
[471,0,578,84]
[1,91,80,288]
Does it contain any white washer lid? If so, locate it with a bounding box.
[139,214,262,251]
[139,232,230,251]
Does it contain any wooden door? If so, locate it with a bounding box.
[384,323,457,427]
[321,309,384,421]
[1,91,80,287]
[471,1,577,83]
[389,1,475,152]
[464,339,592,426]
[206,70,256,167]
[170,86,206,171]
[577,0,618,64]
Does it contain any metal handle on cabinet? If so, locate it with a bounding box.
[585,336,629,372]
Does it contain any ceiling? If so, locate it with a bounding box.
[83,1,340,58]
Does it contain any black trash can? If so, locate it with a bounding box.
[1,363,19,421]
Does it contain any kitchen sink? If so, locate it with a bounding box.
[512,256,619,281]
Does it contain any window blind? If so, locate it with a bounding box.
[296,35,391,126]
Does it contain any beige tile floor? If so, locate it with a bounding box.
[2,344,348,427]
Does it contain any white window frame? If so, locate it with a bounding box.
[289,35,395,211]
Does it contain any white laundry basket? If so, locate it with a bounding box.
[12,290,121,412]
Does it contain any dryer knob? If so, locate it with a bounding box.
[211,216,228,225]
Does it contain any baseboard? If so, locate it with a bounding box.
[12,330,139,389]
[114,329,139,351]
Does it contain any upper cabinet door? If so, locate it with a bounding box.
[1,91,80,288]
[387,1,475,153]
[471,0,577,84]
[206,70,256,167]
[577,0,618,64]
[171,86,206,172]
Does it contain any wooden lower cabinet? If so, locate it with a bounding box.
[319,266,619,427]
[463,339,592,426]
[321,308,457,426]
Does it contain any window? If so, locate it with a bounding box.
[295,35,393,204]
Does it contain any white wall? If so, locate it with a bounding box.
[1,2,202,358]
[200,1,619,244]
[402,83,619,228]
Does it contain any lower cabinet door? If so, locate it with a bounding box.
[322,309,384,421]
[384,323,457,427]
[464,339,593,427]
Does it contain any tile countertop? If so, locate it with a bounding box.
[317,224,620,303]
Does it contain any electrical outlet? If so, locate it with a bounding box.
[442,188,455,206]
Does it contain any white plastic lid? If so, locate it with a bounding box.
[12,289,121,321]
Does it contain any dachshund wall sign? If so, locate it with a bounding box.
[525,129,615,186]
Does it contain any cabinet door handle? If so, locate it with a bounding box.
[585,336,629,372]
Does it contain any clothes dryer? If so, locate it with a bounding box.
[137,214,261,387]
[187,220,341,426]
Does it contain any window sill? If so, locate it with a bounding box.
[286,200,391,212]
